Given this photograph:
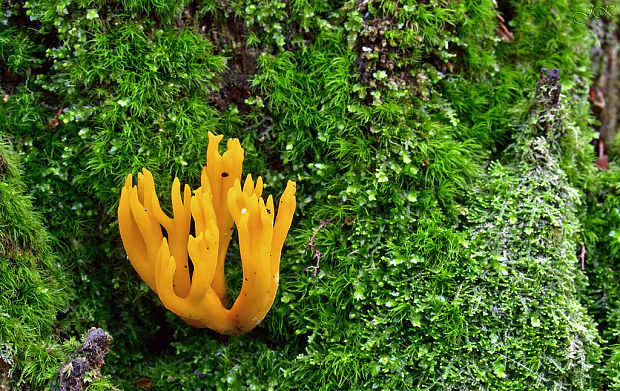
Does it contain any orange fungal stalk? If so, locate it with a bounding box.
[118,132,296,335]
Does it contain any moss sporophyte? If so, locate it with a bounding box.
[117,132,296,335]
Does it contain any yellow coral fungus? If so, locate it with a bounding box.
[118,132,296,335]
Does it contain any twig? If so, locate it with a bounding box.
[580,243,586,271]
[305,219,334,276]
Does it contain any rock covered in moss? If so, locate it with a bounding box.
[466,137,600,387]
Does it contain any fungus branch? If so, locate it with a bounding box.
[118,132,296,335]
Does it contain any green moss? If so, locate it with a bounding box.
[582,166,620,386]
[0,142,46,254]
[465,144,600,388]
[1,0,617,389]
[0,138,71,388]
